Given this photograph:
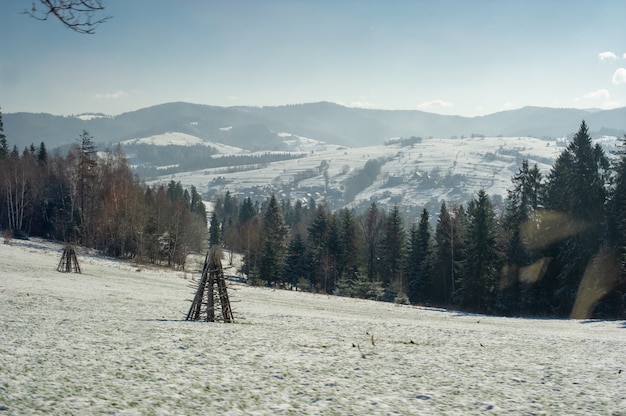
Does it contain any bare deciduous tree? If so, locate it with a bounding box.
[24,0,111,34]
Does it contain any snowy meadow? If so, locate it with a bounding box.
[1,239,625,415]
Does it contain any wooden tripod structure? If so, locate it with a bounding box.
[186,247,234,322]
[57,245,81,273]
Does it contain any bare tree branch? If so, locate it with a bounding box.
[24,0,111,34]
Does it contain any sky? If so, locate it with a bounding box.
[1,0,625,117]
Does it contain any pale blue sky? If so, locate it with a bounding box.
[1,0,625,116]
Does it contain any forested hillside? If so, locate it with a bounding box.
[209,122,626,319]
[0,111,207,269]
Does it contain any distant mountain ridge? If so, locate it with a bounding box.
[3,102,625,150]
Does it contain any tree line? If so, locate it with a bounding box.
[128,142,305,180]
[211,121,625,319]
[0,110,206,269]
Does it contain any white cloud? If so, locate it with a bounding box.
[94,91,128,100]
[418,99,453,110]
[623,53,626,59]
[613,68,626,85]
[228,95,239,101]
[599,51,618,61]
[582,89,610,100]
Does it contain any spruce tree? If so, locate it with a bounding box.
[77,129,97,245]
[406,208,431,304]
[307,204,330,291]
[603,134,626,317]
[432,202,455,305]
[209,212,221,247]
[237,197,259,277]
[222,191,239,221]
[544,121,608,316]
[362,202,383,283]
[37,142,48,165]
[259,194,287,286]
[457,190,497,312]
[281,232,307,289]
[380,205,406,293]
[166,180,185,203]
[239,197,256,224]
[0,107,8,160]
[339,208,361,282]
[189,185,207,225]
[498,160,543,315]
[324,213,341,294]
[609,134,626,265]
[0,108,7,233]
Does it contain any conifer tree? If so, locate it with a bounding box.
[603,134,626,316]
[222,191,239,221]
[238,197,260,277]
[189,185,207,225]
[307,204,331,291]
[166,180,185,204]
[325,213,341,293]
[544,121,609,316]
[432,202,456,305]
[289,199,307,235]
[0,107,8,160]
[339,208,361,282]
[209,212,221,247]
[37,142,48,165]
[406,208,431,304]
[362,202,383,283]
[70,130,99,244]
[380,206,406,289]
[609,134,626,268]
[281,232,307,289]
[239,196,256,225]
[498,160,543,315]
[182,189,191,210]
[333,208,365,296]
[457,190,497,312]
[259,194,287,286]
[0,108,7,231]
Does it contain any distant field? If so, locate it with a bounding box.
[154,135,620,212]
[1,239,625,415]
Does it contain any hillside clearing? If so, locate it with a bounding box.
[1,239,625,415]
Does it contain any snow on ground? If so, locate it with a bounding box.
[146,134,622,213]
[1,239,625,415]
[121,132,244,155]
[278,133,346,154]
[156,136,572,208]
[74,114,111,121]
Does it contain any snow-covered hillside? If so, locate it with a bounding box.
[1,239,625,414]
[122,132,245,154]
[150,133,620,213]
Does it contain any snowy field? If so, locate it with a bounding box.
[1,239,625,415]
[155,134,620,212]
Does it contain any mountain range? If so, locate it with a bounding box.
[4,102,626,151]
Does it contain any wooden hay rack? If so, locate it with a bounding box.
[57,245,81,273]
[186,247,234,323]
